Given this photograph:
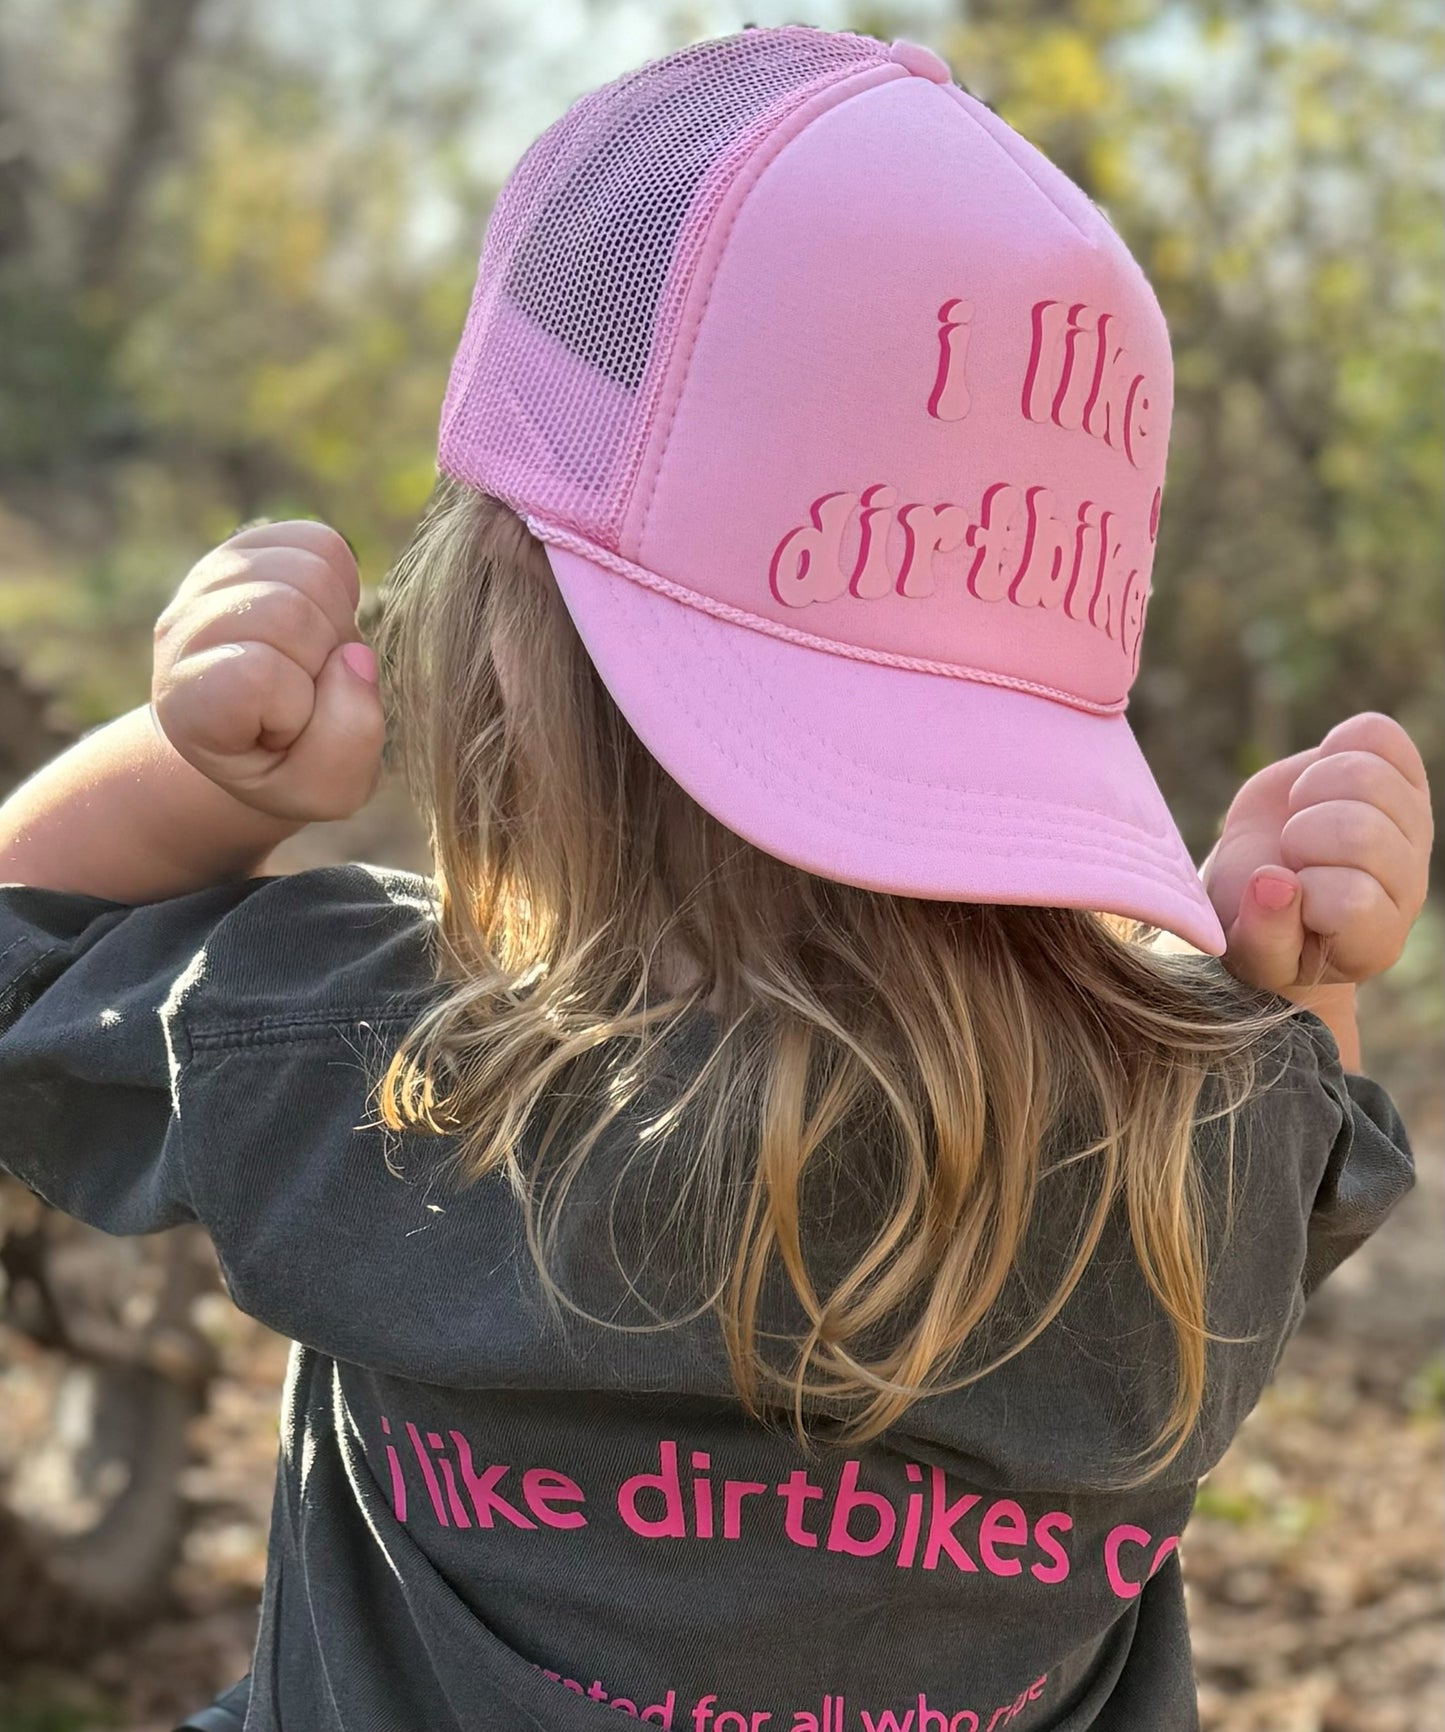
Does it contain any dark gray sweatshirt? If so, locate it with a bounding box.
[0,866,1415,1732]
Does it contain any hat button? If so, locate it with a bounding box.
[887,39,952,84]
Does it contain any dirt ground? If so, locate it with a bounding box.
[1,801,1439,1731]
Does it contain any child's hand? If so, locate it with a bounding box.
[1202,713,1432,994]
[151,521,385,822]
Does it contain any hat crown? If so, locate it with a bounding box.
[439,27,1220,954]
[441,27,1172,715]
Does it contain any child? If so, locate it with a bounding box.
[0,26,1430,1732]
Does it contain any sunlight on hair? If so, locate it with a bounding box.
[373,476,1304,1490]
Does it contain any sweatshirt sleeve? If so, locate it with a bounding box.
[1288,1011,1417,1302]
[0,879,266,1234]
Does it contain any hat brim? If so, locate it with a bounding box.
[544,543,1227,957]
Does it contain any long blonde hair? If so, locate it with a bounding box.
[376,476,1299,1487]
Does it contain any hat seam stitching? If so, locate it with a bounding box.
[942,85,1097,246]
[537,519,1129,715]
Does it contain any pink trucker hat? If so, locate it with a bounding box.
[438,26,1227,955]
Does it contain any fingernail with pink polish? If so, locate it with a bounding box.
[341,642,378,684]
[1254,875,1297,911]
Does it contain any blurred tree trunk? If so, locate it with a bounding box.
[79,0,209,291]
[0,49,36,263]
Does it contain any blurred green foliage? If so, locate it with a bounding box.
[1193,1479,1327,1538]
[1405,1352,1445,1418]
[0,1681,123,1732]
[0,0,1440,867]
